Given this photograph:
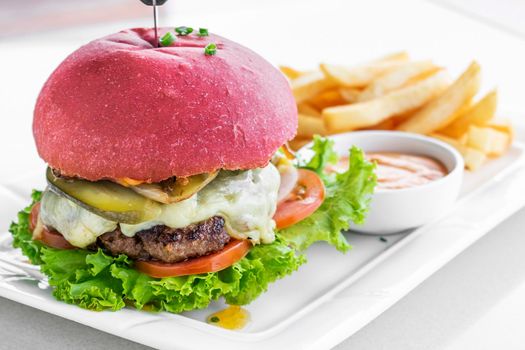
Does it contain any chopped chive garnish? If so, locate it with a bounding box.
[210,316,220,323]
[197,28,209,37]
[204,43,217,55]
[379,237,388,243]
[159,32,176,46]
[175,26,193,36]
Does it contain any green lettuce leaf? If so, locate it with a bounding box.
[299,135,339,181]
[10,203,304,312]
[279,138,376,252]
[8,137,374,312]
[9,190,44,264]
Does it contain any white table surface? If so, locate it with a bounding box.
[1,0,525,349]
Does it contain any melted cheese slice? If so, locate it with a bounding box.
[40,190,117,248]
[40,164,280,248]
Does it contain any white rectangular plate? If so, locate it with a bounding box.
[1,135,525,350]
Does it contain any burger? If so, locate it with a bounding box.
[10,27,375,312]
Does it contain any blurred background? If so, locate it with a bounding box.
[1,0,524,40]
[0,0,145,38]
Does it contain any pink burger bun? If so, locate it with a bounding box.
[33,28,297,182]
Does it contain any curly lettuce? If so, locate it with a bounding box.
[8,137,375,312]
[278,136,376,252]
[10,194,304,312]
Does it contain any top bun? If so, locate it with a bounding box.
[33,28,297,182]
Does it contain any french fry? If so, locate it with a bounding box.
[463,147,487,170]
[289,137,311,151]
[363,118,396,130]
[320,60,410,88]
[283,54,513,171]
[396,61,481,134]
[291,71,337,103]
[467,125,510,156]
[430,133,466,152]
[307,89,346,110]
[375,51,410,63]
[439,90,497,138]
[486,118,514,140]
[279,66,308,80]
[458,132,468,145]
[297,114,327,137]
[405,66,444,85]
[358,61,439,101]
[391,107,421,125]
[448,99,474,125]
[431,133,487,171]
[285,52,408,83]
[297,103,322,118]
[339,87,362,103]
[323,71,450,132]
[430,99,473,138]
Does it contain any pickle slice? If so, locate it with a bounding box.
[129,171,219,204]
[46,168,161,224]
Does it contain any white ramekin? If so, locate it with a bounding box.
[302,131,464,235]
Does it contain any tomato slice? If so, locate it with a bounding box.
[135,239,251,278]
[39,229,76,250]
[29,201,75,250]
[274,169,325,229]
[29,202,40,232]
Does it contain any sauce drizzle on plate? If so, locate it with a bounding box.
[206,305,250,330]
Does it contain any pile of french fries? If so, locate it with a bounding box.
[281,52,513,171]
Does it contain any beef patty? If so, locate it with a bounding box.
[97,216,230,263]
